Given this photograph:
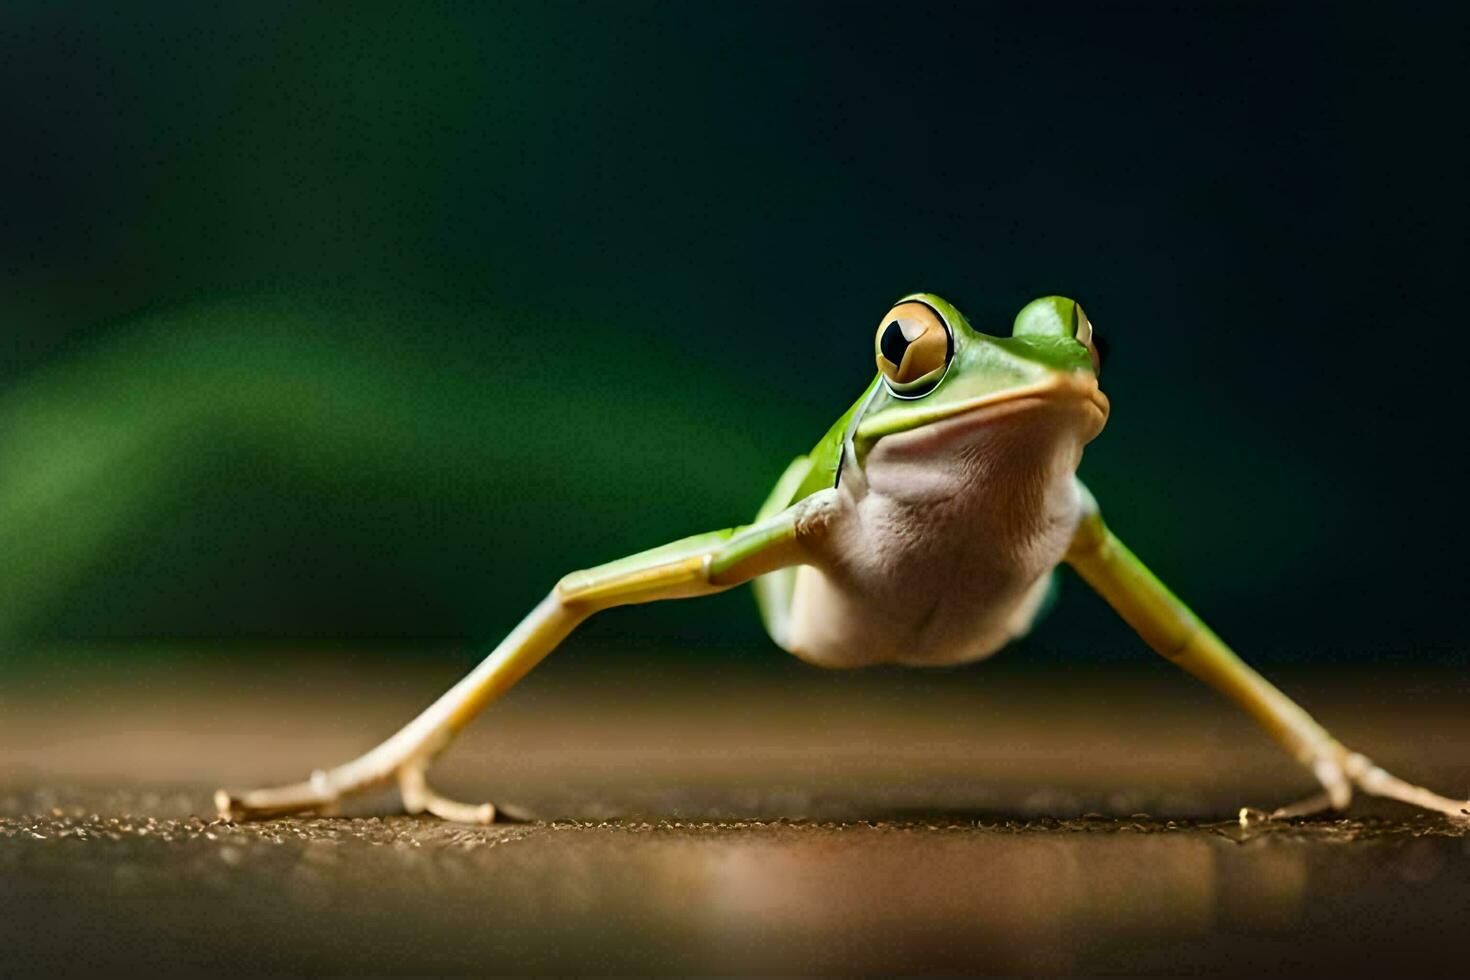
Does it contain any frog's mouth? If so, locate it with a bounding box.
[855,371,1109,447]
[852,374,1109,502]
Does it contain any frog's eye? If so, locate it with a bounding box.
[875,300,953,397]
[1012,295,1102,375]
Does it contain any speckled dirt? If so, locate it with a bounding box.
[4,653,1469,972]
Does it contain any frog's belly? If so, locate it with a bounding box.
[781,475,1082,668]
[783,551,1055,668]
[773,388,1101,668]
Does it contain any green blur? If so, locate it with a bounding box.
[1,4,1464,663]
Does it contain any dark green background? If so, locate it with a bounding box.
[1,2,1464,663]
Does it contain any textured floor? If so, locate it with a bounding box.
[4,650,1468,973]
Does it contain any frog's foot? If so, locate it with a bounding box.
[216,761,498,824]
[1239,749,1470,826]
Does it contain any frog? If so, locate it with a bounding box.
[216,293,1468,826]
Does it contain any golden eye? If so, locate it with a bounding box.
[875,301,952,396]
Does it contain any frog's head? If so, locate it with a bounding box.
[853,293,1109,486]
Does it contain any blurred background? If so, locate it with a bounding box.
[1,1,1465,666]
[4,7,1469,971]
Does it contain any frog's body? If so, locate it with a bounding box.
[218,292,1470,828]
[771,381,1101,668]
[758,295,1107,667]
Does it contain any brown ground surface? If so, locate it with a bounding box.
[3,649,1468,973]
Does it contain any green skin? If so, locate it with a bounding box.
[216,294,1470,826]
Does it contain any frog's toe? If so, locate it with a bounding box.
[1344,752,1470,820]
[214,771,342,822]
[397,766,497,825]
[1237,790,1340,828]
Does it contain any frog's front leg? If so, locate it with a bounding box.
[215,495,830,823]
[1064,486,1468,823]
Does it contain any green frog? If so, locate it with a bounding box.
[218,294,1468,826]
